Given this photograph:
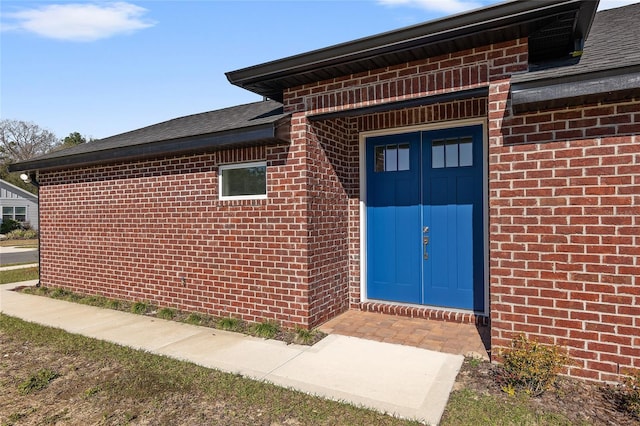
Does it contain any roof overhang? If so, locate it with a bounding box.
[511,65,640,113]
[226,0,598,102]
[9,121,289,173]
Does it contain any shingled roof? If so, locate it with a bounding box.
[10,100,289,172]
[511,2,640,112]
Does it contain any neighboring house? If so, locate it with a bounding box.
[0,179,38,230]
[10,0,639,381]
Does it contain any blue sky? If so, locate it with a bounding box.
[1,0,635,140]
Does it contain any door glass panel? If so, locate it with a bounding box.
[398,143,410,171]
[432,139,445,169]
[433,136,474,168]
[385,145,398,172]
[459,137,473,167]
[445,139,458,168]
[375,146,385,172]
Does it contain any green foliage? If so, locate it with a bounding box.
[294,327,315,345]
[497,335,571,397]
[251,320,280,339]
[1,219,21,234]
[131,302,149,314]
[217,317,242,332]
[185,313,202,325]
[60,132,88,148]
[106,299,120,310]
[6,228,38,240]
[157,307,176,320]
[18,368,60,394]
[50,288,73,299]
[619,369,640,418]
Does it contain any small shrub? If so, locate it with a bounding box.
[185,313,202,325]
[251,320,280,339]
[217,317,242,332]
[1,219,21,234]
[619,369,640,418]
[294,327,315,345]
[18,369,60,394]
[106,299,120,310]
[50,288,72,299]
[131,302,149,315]
[6,228,38,240]
[496,334,571,397]
[157,307,176,320]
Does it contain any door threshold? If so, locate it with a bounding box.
[360,300,489,326]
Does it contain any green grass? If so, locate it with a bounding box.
[0,267,39,284]
[18,369,60,395]
[295,327,316,345]
[185,313,202,325]
[440,388,585,426]
[251,320,280,339]
[157,307,176,320]
[0,238,39,247]
[0,314,419,425]
[131,301,149,314]
[217,316,243,332]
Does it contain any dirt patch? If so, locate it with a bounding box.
[453,358,639,425]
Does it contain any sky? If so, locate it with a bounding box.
[1,0,636,141]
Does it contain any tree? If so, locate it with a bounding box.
[0,119,59,194]
[60,131,88,148]
[0,119,58,163]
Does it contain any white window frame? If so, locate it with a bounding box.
[218,161,268,201]
[2,206,27,222]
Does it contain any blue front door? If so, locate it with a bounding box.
[366,125,484,311]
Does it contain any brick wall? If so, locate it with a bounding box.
[283,39,523,323]
[284,34,640,381]
[39,145,316,328]
[490,98,640,381]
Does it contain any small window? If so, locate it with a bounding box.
[375,143,410,172]
[219,161,267,200]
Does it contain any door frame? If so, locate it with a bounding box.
[359,118,489,316]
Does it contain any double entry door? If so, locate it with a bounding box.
[365,125,484,311]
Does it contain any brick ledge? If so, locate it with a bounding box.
[359,301,490,326]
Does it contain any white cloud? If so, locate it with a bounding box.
[598,0,639,10]
[4,2,155,42]
[376,0,484,14]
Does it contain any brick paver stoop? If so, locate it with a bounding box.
[319,310,490,360]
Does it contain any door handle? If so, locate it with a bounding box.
[423,237,429,260]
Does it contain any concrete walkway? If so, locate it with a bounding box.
[0,280,463,425]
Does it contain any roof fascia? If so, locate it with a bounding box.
[226,1,589,94]
[9,121,289,173]
[512,66,640,113]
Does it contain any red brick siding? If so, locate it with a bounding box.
[490,98,640,381]
[39,145,314,328]
[283,40,524,324]
[305,117,356,326]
